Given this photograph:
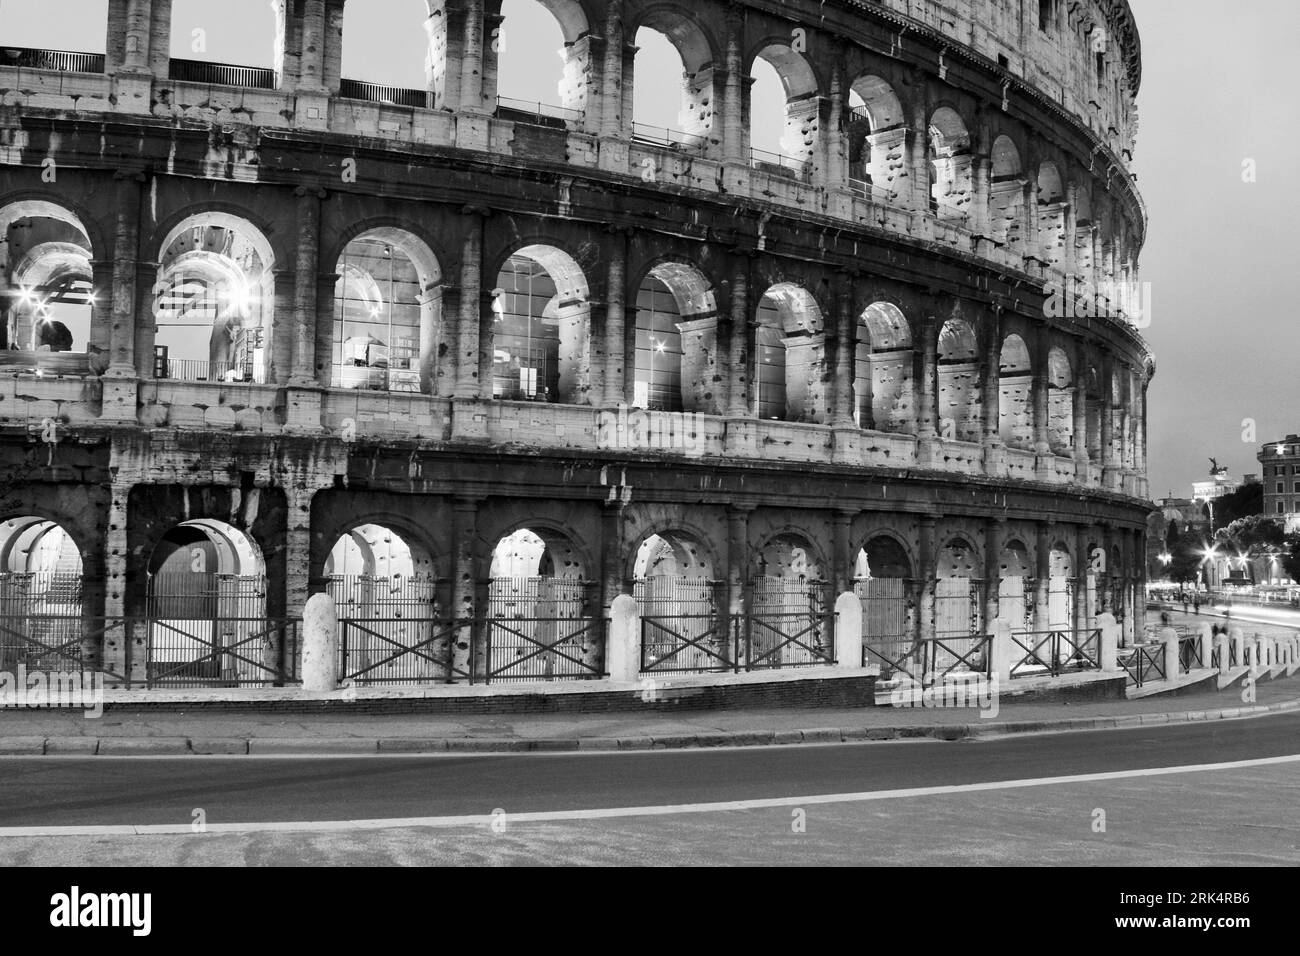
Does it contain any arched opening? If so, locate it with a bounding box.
[746,534,831,669]
[327,522,443,683]
[1074,189,1095,275]
[749,44,818,175]
[854,534,914,679]
[487,527,599,681]
[855,302,913,433]
[997,333,1034,450]
[1084,365,1103,464]
[145,520,273,686]
[989,134,1025,247]
[332,229,441,393]
[1037,162,1068,267]
[934,536,984,674]
[0,201,96,372]
[998,541,1033,633]
[338,0,434,105]
[168,0,277,88]
[634,530,722,672]
[630,15,714,150]
[633,262,716,413]
[0,1,107,67]
[1048,543,1074,629]
[152,213,275,384]
[493,0,590,125]
[754,283,824,422]
[937,319,981,443]
[928,107,972,219]
[0,516,84,672]
[847,76,906,201]
[491,244,591,405]
[1047,347,1074,455]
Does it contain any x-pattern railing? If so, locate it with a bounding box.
[741,612,835,670]
[0,615,131,684]
[1120,643,1165,687]
[148,618,292,686]
[1010,631,1056,678]
[928,635,992,680]
[340,618,466,684]
[1010,629,1101,679]
[641,615,731,673]
[484,617,604,683]
[863,640,923,683]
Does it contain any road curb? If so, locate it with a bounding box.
[5,694,1298,757]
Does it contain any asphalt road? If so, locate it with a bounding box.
[2,712,1298,830]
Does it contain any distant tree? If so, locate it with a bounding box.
[1214,515,1286,555]
[1165,525,1204,586]
[1212,483,1263,531]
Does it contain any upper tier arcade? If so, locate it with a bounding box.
[0,0,1147,317]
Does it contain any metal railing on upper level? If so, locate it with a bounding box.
[497,96,581,129]
[0,46,104,73]
[629,121,699,150]
[340,78,428,109]
[749,146,812,177]
[167,58,276,90]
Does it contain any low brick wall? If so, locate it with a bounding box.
[97,673,878,716]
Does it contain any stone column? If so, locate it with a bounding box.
[1020,180,1038,264]
[603,228,628,406]
[1064,182,1080,278]
[1072,379,1089,472]
[830,281,856,428]
[918,515,937,648]
[456,210,484,399]
[981,315,1003,476]
[123,0,152,72]
[726,256,751,419]
[314,271,339,387]
[132,261,158,380]
[451,496,479,681]
[908,96,930,212]
[291,187,324,387]
[299,0,326,89]
[915,315,939,466]
[1077,524,1094,633]
[972,154,992,242]
[1033,520,1052,632]
[832,510,854,594]
[1101,357,1118,488]
[983,518,1002,630]
[88,259,115,364]
[107,172,143,377]
[722,7,746,168]
[459,0,486,112]
[726,505,751,667]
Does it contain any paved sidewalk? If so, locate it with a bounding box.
[1,668,1296,755]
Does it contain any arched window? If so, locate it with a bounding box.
[634,529,721,672]
[168,0,277,88]
[493,0,589,126]
[0,516,85,671]
[854,534,914,679]
[1047,347,1074,455]
[754,284,824,422]
[997,334,1034,450]
[854,302,913,433]
[989,135,1025,246]
[937,319,981,442]
[0,201,96,370]
[491,245,590,405]
[633,262,716,413]
[847,76,906,202]
[749,45,819,176]
[332,229,441,393]
[928,107,972,219]
[1037,162,1068,267]
[631,15,715,150]
[152,214,275,384]
[998,541,1033,633]
[339,0,432,106]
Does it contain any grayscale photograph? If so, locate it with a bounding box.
[0,0,1294,913]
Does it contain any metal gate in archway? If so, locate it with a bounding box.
[145,573,296,687]
[740,577,835,670]
[483,576,604,683]
[856,576,917,679]
[932,576,988,675]
[329,573,457,685]
[0,571,90,674]
[636,575,729,673]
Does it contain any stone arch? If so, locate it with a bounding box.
[754,282,824,423]
[0,199,96,357]
[854,301,914,433]
[151,211,277,385]
[753,531,827,582]
[1047,347,1074,455]
[935,533,983,640]
[332,227,443,394]
[491,0,593,122]
[989,134,1025,246]
[928,106,972,219]
[633,259,718,413]
[846,75,907,201]
[489,242,592,406]
[630,6,718,148]
[1036,162,1068,266]
[749,41,821,169]
[1048,541,1075,628]
[998,333,1034,450]
[632,525,722,670]
[937,318,981,443]
[998,539,1033,631]
[0,514,88,670]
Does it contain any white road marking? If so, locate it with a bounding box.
[3,752,1300,837]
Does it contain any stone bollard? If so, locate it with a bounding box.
[1196,623,1213,670]
[301,592,339,692]
[1160,626,1180,681]
[992,618,1013,683]
[1216,631,1230,675]
[835,591,864,670]
[1231,628,1245,668]
[1097,612,1119,671]
[606,593,641,683]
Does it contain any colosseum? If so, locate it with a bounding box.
[0,0,1152,692]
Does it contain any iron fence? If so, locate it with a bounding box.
[1179,634,1204,673]
[167,58,277,89]
[339,618,463,685]
[340,77,428,108]
[0,47,105,72]
[483,616,605,683]
[636,576,729,673]
[146,617,298,687]
[1010,629,1101,679]
[855,576,913,679]
[1120,642,1165,687]
[739,578,834,670]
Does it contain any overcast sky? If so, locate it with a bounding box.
[2,0,1294,500]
